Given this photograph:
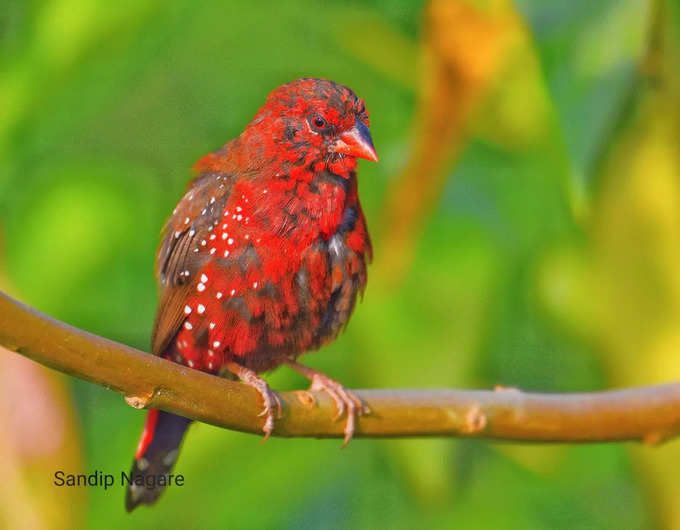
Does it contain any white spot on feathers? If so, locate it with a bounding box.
[163,450,179,466]
[329,235,344,257]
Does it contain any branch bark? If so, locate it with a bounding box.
[1,290,680,444]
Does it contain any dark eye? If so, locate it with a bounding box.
[310,114,328,131]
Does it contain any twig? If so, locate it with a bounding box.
[1,290,680,444]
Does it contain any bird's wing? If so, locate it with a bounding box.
[151,172,235,356]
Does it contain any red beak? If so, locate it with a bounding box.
[334,120,378,162]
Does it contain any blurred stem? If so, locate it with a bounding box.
[588,0,675,201]
[2,290,680,444]
[378,0,518,285]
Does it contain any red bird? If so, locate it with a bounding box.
[126,78,377,510]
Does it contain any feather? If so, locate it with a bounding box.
[151,172,235,356]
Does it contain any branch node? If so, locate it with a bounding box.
[461,405,487,434]
[125,390,156,410]
[643,429,675,446]
[295,390,316,408]
[494,384,520,393]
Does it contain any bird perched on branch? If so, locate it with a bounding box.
[126,78,377,511]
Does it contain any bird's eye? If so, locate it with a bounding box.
[310,114,328,131]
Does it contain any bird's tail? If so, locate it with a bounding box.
[125,409,192,512]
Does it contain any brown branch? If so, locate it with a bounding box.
[1,290,680,444]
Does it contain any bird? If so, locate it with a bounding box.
[125,78,377,511]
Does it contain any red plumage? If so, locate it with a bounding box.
[126,78,377,511]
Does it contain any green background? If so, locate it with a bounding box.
[2,0,679,528]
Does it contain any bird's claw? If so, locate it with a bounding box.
[308,373,367,447]
[226,362,282,442]
[252,382,282,442]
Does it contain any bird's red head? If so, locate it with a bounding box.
[245,78,378,176]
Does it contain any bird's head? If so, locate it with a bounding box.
[247,78,377,175]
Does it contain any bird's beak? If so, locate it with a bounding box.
[334,120,378,162]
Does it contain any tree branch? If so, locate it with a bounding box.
[1,290,680,444]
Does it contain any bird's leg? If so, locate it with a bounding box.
[285,360,367,447]
[224,361,282,442]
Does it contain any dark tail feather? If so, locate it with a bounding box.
[125,409,192,512]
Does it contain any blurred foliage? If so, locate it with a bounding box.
[1,0,679,528]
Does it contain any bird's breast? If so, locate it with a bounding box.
[243,169,354,245]
[167,168,369,373]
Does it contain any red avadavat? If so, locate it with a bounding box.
[126,78,377,510]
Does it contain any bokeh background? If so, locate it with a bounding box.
[2,0,680,528]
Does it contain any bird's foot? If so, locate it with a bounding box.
[286,360,367,447]
[225,362,282,441]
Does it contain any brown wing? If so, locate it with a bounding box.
[151,172,235,355]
